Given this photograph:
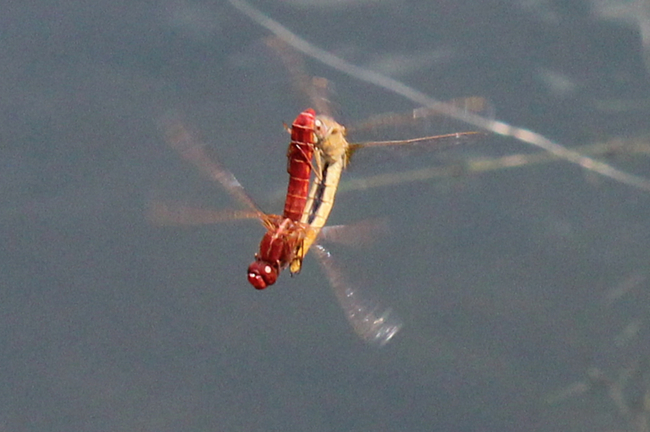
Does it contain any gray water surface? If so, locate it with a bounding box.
[3,1,650,430]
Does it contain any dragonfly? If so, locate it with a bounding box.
[246,107,317,288]
[156,110,317,290]
[290,102,486,274]
[152,113,404,345]
[152,99,485,345]
[265,37,487,275]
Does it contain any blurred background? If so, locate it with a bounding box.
[3,0,650,430]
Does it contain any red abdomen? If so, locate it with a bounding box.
[283,108,316,221]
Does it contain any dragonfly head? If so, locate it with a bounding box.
[247,259,279,289]
[314,115,348,164]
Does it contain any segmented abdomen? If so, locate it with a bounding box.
[283,108,316,222]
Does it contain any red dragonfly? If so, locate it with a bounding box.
[158,111,316,290]
[153,93,486,346]
[152,113,403,345]
[247,108,316,288]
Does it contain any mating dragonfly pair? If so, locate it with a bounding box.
[153,101,485,346]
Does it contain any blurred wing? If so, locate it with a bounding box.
[347,97,493,134]
[265,36,336,116]
[313,244,402,346]
[318,218,389,247]
[148,200,260,226]
[159,115,266,219]
[344,98,491,166]
[346,131,486,168]
[350,131,485,150]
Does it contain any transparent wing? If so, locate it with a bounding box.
[317,218,389,247]
[343,98,491,166]
[313,244,402,346]
[265,37,335,116]
[147,200,260,226]
[347,97,493,134]
[159,115,267,219]
[348,131,486,163]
